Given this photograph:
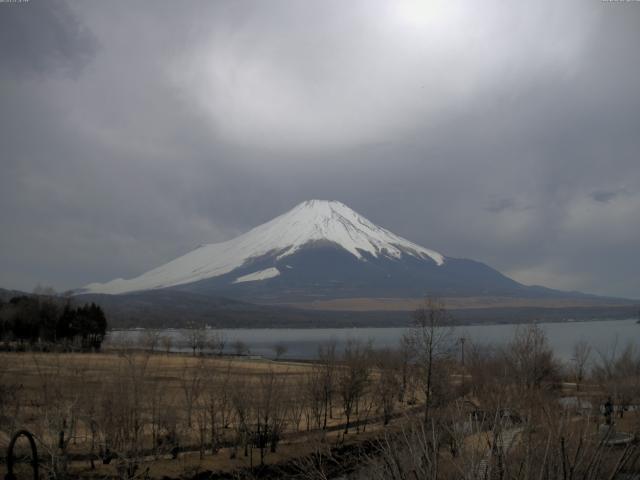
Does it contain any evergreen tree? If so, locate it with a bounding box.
[0,295,108,350]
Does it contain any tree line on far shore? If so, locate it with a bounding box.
[0,292,107,351]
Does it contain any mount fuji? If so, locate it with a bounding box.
[81,200,571,303]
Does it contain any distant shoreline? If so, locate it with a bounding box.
[105,307,639,330]
[108,317,639,332]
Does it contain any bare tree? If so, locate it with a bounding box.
[373,349,401,425]
[194,390,209,459]
[287,378,307,432]
[230,377,251,460]
[305,367,326,430]
[505,323,559,391]
[203,359,234,455]
[318,340,337,428]
[337,339,372,434]
[207,329,226,355]
[94,350,151,479]
[272,342,288,360]
[397,335,413,403]
[593,342,640,420]
[145,378,164,460]
[182,323,207,356]
[141,329,161,353]
[31,353,83,478]
[0,355,23,437]
[571,339,592,392]
[405,297,454,425]
[352,401,640,480]
[465,342,511,412]
[232,339,249,356]
[179,358,205,428]
[252,368,288,464]
[160,334,173,355]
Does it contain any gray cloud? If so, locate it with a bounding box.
[0,0,97,77]
[590,188,627,204]
[485,198,535,214]
[1,0,640,299]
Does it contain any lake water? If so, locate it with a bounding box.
[107,318,640,362]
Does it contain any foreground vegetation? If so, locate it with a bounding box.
[1,300,640,479]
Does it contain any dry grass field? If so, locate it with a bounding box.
[0,350,416,479]
[2,322,640,479]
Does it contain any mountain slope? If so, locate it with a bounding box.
[82,200,444,295]
[80,199,592,303]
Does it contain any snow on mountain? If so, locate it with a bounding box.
[233,267,281,284]
[81,200,444,295]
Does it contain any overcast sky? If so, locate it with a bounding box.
[1,0,639,299]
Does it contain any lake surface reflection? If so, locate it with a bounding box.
[107,318,640,362]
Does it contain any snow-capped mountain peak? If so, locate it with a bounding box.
[267,200,444,263]
[81,200,444,295]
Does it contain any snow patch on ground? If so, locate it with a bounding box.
[233,267,281,284]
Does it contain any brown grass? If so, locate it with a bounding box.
[0,351,414,479]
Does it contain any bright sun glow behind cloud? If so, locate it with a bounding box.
[391,0,456,29]
[169,1,479,154]
[168,0,591,158]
